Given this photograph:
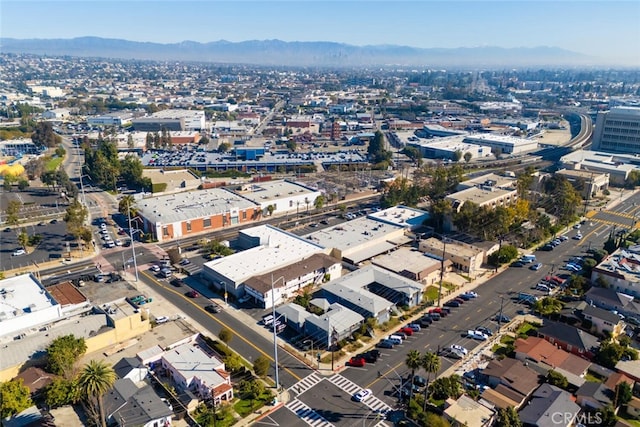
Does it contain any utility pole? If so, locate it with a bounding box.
[497,296,505,330]
[437,237,447,307]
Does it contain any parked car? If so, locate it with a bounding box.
[476,326,493,336]
[463,291,478,298]
[12,249,26,256]
[398,327,414,336]
[179,258,191,266]
[450,344,468,355]
[440,347,464,359]
[454,297,466,304]
[376,339,394,349]
[407,323,421,332]
[348,357,366,367]
[420,316,433,326]
[445,300,461,308]
[530,263,543,271]
[494,314,511,323]
[105,274,122,283]
[185,290,200,298]
[170,278,184,287]
[459,293,472,301]
[150,265,160,272]
[155,316,169,324]
[511,260,526,267]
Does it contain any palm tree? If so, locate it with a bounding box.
[405,350,422,402]
[421,351,441,410]
[77,360,116,427]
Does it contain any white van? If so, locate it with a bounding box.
[535,284,550,292]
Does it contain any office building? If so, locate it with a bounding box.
[591,106,640,154]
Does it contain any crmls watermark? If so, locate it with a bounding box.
[551,412,603,425]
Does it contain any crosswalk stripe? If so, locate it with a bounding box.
[285,398,334,427]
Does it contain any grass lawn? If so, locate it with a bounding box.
[491,343,504,352]
[425,286,439,301]
[442,281,456,291]
[500,335,515,345]
[583,372,603,383]
[516,322,538,337]
[44,156,63,172]
[620,412,640,427]
[233,393,272,417]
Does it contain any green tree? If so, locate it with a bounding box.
[0,378,32,418]
[253,356,270,377]
[17,228,28,250]
[46,334,87,377]
[421,351,441,410]
[285,140,297,152]
[5,200,22,226]
[495,406,523,427]
[239,379,265,411]
[118,195,138,218]
[614,381,633,407]
[224,353,244,373]
[546,370,568,389]
[367,131,391,163]
[266,204,275,216]
[64,198,89,239]
[127,133,134,149]
[314,195,326,210]
[488,245,519,266]
[429,375,462,400]
[218,142,231,153]
[77,360,116,427]
[218,328,233,347]
[534,297,564,317]
[405,350,422,402]
[453,150,463,162]
[31,121,61,147]
[119,155,146,189]
[55,145,66,158]
[44,378,80,408]
[429,199,453,233]
[596,340,638,369]
[17,179,29,191]
[463,151,473,163]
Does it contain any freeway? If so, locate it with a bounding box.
[266,190,640,426]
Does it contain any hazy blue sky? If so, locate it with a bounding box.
[2,1,639,66]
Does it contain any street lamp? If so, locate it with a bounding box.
[271,274,286,391]
[302,339,314,367]
[437,236,448,307]
[221,281,228,305]
[126,199,139,282]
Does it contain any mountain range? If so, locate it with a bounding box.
[0,37,595,68]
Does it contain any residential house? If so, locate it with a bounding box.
[581,305,626,338]
[584,287,640,324]
[514,337,591,387]
[443,394,495,427]
[480,358,540,408]
[103,378,173,427]
[303,303,364,348]
[615,360,640,382]
[517,384,580,427]
[603,372,635,392]
[160,343,233,404]
[627,397,640,419]
[537,321,600,361]
[13,367,55,397]
[575,381,613,410]
[113,357,149,383]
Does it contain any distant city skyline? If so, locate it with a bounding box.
[1,1,639,67]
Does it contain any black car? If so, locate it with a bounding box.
[511,261,525,267]
[123,240,132,247]
[459,293,472,301]
[170,278,184,287]
[541,244,554,251]
[105,274,122,284]
[420,316,433,326]
[360,350,380,363]
[445,300,461,308]
[50,219,58,224]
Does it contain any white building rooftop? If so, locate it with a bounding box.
[0,274,62,340]
[162,343,226,388]
[233,180,318,204]
[204,225,325,283]
[136,188,258,224]
[367,205,429,229]
[304,217,405,251]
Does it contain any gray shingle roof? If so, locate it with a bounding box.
[518,383,580,427]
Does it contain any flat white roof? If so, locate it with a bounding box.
[410,135,493,152]
[304,217,404,251]
[367,205,429,228]
[0,274,57,323]
[446,186,516,205]
[162,343,226,387]
[234,180,318,204]
[372,247,441,275]
[136,188,258,224]
[464,133,538,146]
[151,109,205,119]
[204,225,324,283]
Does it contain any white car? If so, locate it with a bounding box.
[100,223,107,230]
[353,388,372,402]
[12,249,26,256]
[450,344,468,355]
[463,291,478,298]
[155,316,169,324]
[466,330,489,341]
[573,224,581,229]
[573,233,583,240]
[150,265,160,272]
[115,239,123,246]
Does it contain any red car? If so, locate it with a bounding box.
[185,290,200,298]
[398,327,413,336]
[348,357,366,367]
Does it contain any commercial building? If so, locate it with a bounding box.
[463,134,539,155]
[407,135,492,161]
[230,180,322,218]
[141,168,202,193]
[132,109,205,132]
[243,253,341,309]
[419,238,484,275]
[555,169,609,198]
[304,216,407,265]
[591,247,640,298]
[559,150,640,185]
[591,106,640,155]
[371,247,445,285]
[366,205,430,230]
[445,185,518,213]
[202,225,326,300]
[456,172,516,192]
[87,113,134,127]
[299,303,364,348]
[135,188,260,242]
[0,138,43,156]
[321,280,394,324]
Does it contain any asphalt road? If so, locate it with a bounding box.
[266,191,640,425]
